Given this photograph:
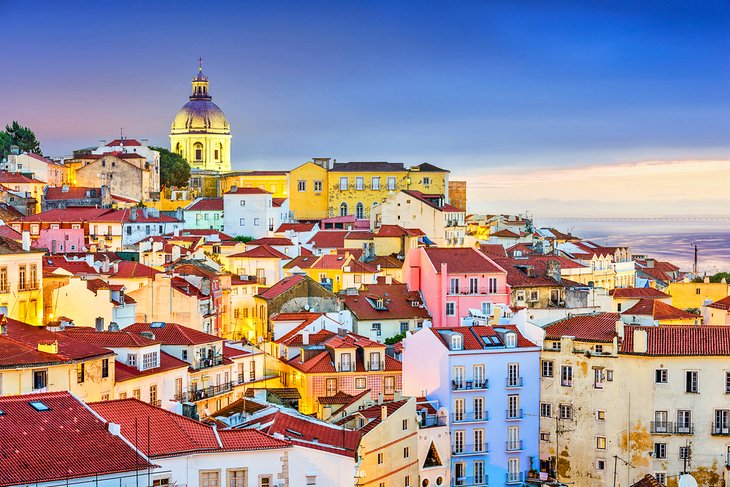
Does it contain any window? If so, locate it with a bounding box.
[127,353,137,367]
[356,202,364,219]
[400,322,409,334]
[142,352,159,370]
[686,370,698,393]
[384,376,395,395]
[133,389,141,399]
[449,278,459,294]
[594,367,605,389]
[339,177,348,190]
[369,352,381,370]
[239,218,246,226]
[540,432,551,442]
[606,369,614,381]
[259,477,272,487]
[541,403,552,417]
[505,333,517,348]
[488,277,498,294]
[355,377,366,389]
[507,394,520,418]
[228,469,247,487]
[18,265,26,290]
[0,267,7,293]
[679,446,690,459]
[102,359,109,378]
[654,443,667,459]
[596,410,606,421]
[561,365,573,387]
[175,378,183,399]
[377,453,384,464]
[314,180,323,192]
[453,430,465,454]
[355,177,364,190]
[387,176,396,190]
[254,218,260,226]
[33,369,47,390]
[325,378,337,396]
[29,265,37,288]
[450,334,462,350]
[475,428,486,451]
[149,384,158,405]
[655,473,666,485]
[423,177,431,185]
[655,369,668,384]
[594,344,603,354]
[194,143,203,161]
[297,180,306,192]
[542,360,554,377]
[339,202,348,216]
[371,323,381,336]
[239,200,246,206]
[340,352,352,372]
[529,290,539,302]
[725,371,730,393]
[507,458,520,483]
[551,341,561,351]
[306,475,317,486]
[404,446,410,457]
[371,176,380,190]
[446,302,455,316]
[559,404,573,420]
[715,409,730,434]
[515,290,526,301]
[677,410,692,433]
[77,363,85,383]
[473,365,485,387]
[507,363,520,387]
[473,397,484,419]
[596,436,606,449]
[453,398,465,421]
[596,459,606,471]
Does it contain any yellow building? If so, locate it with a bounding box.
[284,253,381,294]
[288,160,330,220]
[170,63,231,173]
[221,171,289,198]
[0,236,45,326]
[666,279,730,310]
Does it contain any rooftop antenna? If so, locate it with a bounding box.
[692,243,698,274]
[198,56,204,72]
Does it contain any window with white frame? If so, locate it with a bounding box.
[654,443,666,459]
[239,218,245,226]
[371,176,380,190]
[446,302,455,316]
[355,177,364,190]
[449,278,459,294]
[142,352,158,370]
[561,365,573,386]
[655,368,668,383]
[339,177,348,190]
[686,370,699,393]
[387,176,396,190]
[450,334,462,350]
[371,323,381,336]
[559,404,573,420]
[542,360,554,377]
[540,403,552,417]
[596,436,606,449]
[297,180,306,192]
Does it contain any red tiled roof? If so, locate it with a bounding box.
[276,223,317,233]
[370,254,404,269]
[491,257,561,288]
[91,208,181,223]
[5,318,115,361]
[247,237,294,247]
[621,299,698,321]
[307,231,349,249]
[225,187,271,195]
[342,282,431,321]
[278,329,335,347]
[631,474,664,487]
[402,190,463,212]
[335,399,409,435]
[61,328,158,347]
[185,197,223,211]
[424,247,505,274]
[0,171,44,184]
[345,231,374,241]
[0,392,153,486]
[621,325,730,356]
[105,138,142,147]
[375,225,425,238]
[114,351,190,382]
[230,244,290,260]
[272,313,326,343]
[90,399,288,457]
[709,296,730,311]
[0,334,67,367]
[544,313,621,343]
[638,266,673,283]
[609,287,670,299]
[479,244,507,258]
[283,255,318,269]
[491,229,521,238]
[43,255,98,275]
[111,260,159,278]
[272,197,287,207]
[21,207,113,223]
[125,322,221,346]
[431,325,538,349]
[44,186,102,201]
[256,274,307,300]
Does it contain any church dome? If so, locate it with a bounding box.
[170,64,230,135]
[171,99,230,134]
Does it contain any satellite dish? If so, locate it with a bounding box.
[678,474,698,487]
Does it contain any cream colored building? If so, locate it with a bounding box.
[541,313,730,487]
[170,64,231,173]
[0,235,44,326]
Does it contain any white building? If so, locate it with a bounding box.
[93,137,161,194]
[223,186,289,240]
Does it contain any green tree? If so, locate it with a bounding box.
[0,121,43,159]
[151,146,191,188]
[710,272,730,283]
[233,235,254,243]
[385,332,406,345]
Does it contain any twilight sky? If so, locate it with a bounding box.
[2,0,729,217]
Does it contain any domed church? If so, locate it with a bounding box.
[170,61,231,172]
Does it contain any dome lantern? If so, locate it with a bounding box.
[191,57,211,101]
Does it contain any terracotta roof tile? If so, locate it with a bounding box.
[185,197,223,211]
[114,351,190,382]
[621,325,730,356]
[709,296,730,311]
[5,318,114,361]
[125,322,221,346]
[621,299,698,321]
[342,282,430,321]
[230,244,290,260]
[424,247,505,274]
[544,313,621,343]
[256,274,307,300]
[609,287,671,299]
[307,231,349,249]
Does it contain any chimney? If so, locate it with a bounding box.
[130,207,137,221]
[302,330,310,345]
[381,405,388,421]
[546,259,562,284]
[0,314,7,336]
[385,276,392,285]
[21,231,31,252]
[632,329,648,354]
[615,320,624,340]
[37,340,59,355]
[95,316,104,332]
[337,328,347,337]
[230,185,238,193]
[646,258,655,268]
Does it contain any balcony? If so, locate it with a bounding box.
[420,414,448,428]
[336,362,355,372]
[506,408,524,420]
[452,443,490,456]
[505,472,524,485]
[175,380,239,402]
[650,422,694,435]
[451,379,489,391]
[447,288,499,296]
[506,377,524,388]
[193,354,224,370]
[712,423,730,436]
[366,361,384,371]
[505,440,524,452]
[149,399,162,408]
[452,411,489,423]
[18,281,39,291]
[452,476,488,486]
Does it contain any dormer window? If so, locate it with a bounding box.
[451,334,463,351]
[505,333,517,348]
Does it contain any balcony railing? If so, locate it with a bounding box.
[193,354,224,370]
[336,363,354,372]
[506,408,524,420]
[505,472,524,485]
[149,399,162,408]
[175,380,239,402]
[451,379,489,391]
[452,411,489,423]
[506,440,524,452]
[366,361,384,371]
[18,281,39,291]
[506,377,524,388]
[452,443,489,456]
[420,415,448,428]
[712,424,730,436]
[650,422,694,435]
[452,476,488,486]
[447,288,500,296]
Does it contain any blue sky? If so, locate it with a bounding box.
[2,0,729,215]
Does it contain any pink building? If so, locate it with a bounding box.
[403,247,511,326]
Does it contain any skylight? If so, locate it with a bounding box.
[29,401,50,411]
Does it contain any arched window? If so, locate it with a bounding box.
[194,142,203,161]
[175,142,182,155]
[339,202,348,216]
[355,202,364,219]
[215,142,223,161]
